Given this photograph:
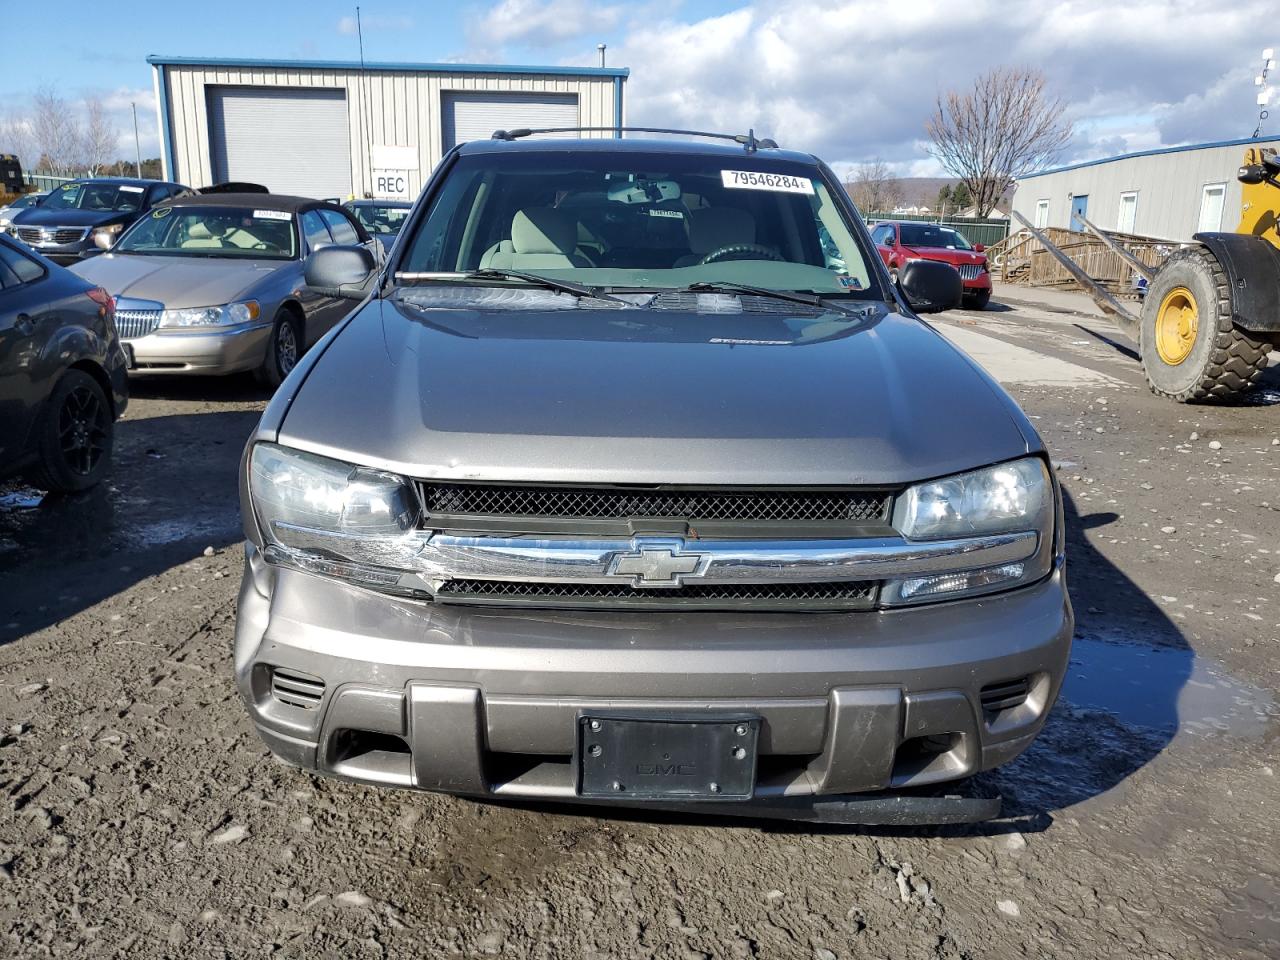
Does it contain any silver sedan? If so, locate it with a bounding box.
[71,195,381,385]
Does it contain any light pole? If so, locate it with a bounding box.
[597,43,606,68]
[132,102,142,178]
[1254,47,1275,138]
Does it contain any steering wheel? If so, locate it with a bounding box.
[699,243,784,265]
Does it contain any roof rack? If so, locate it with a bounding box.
[488,127,780,152]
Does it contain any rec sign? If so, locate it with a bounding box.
[372,171,410,199]
[370,144,418,200]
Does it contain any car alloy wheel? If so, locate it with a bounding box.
[58,383,109,477]
[276,319,299,375]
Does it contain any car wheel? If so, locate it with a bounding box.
[27,369,113,494]
[963,289,992,311]
[256,309,303,389]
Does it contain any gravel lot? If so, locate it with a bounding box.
[2,288,1279,959]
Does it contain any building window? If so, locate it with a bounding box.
[1034,199,1049,228]
[1116,191,1138,234]
[1197,183,1226,233]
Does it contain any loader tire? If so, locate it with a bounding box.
[1138,245,1271,403]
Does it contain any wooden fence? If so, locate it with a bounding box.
[986,227,1181,294]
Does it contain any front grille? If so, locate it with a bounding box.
[270,668,325,709]
[957,264,985,280]
[422,483,891,526]
[15,226,85,245]
[980,677,1031,713]
[115,309,162,340]
[435,578,879,611]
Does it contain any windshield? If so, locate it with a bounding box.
[115,206,297,259]
[349,203,410,235]
[898,223,972,250]
[399,151,876,297]
[13,195,43,209]
[42,181,146,213]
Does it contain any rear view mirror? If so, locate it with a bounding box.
[304,245,378,300]
[897,259,962,313]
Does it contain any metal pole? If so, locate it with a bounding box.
[1074,212,1157,282]
[132,102,142,178]
[597,43,606,68]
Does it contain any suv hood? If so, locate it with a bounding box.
[13,207,130,229]
[71,253,280,309]
[275,297,1036,486]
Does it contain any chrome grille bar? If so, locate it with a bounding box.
[115,309,162,340]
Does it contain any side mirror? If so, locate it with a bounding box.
[897,259,963,313]
[93,231,116,251]
[304,245,378,300]
[973,243,985,253]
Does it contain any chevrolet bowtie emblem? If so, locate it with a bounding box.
[609,540,708,588]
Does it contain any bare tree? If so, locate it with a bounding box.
[81,97,119,176]
[926,66,1072,218]
[845,159,902,215]
[30,86,83,175]
[0,112,38,169]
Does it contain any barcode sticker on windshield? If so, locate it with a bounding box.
[253,210,291,220]
[721,170,813,193]
[118,185,144,193]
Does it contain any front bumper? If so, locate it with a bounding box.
[124,321,272,376]
[962,272,992,292]
[234,542,1073,804]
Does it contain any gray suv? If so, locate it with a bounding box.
[234,131,1072,821]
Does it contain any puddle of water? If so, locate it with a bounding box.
[1063,636,1276,738]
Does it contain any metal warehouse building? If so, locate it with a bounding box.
[1011,135,1280,241]
[148,55,628,201]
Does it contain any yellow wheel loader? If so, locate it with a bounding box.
[0,154,28,207]
[1014,146,1280,403]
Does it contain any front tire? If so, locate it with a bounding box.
[27,369,113,493]
[1139,246,1271,402]
[963,288,992,311]
[256,309,303,389]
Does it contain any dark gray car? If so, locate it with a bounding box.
[0,234,128,492]
[234,134,1071,822]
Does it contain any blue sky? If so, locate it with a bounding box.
[1,0,1275,178]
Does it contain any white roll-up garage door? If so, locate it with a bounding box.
[208,87,352,199]
[442,92,579,149]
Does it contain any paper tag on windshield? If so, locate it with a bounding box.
[721,170,813,193]
[253,210,291,220]
[118,185,144,193]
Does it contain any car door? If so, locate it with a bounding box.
[296,209,345,345]
[0,240,73,463]
[319,207,383,265]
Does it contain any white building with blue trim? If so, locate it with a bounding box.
[148,55,628,201]
[1010,135,1280,241]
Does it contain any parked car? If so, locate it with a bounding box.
[6,177,191,264]
[871,221,992,310]
[234,132,1069,822]
[343,199,412,255]
[0,192,48,230]
[0,234,128,492]
[71,194,379,386]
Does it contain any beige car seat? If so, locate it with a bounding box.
[480,207,592,270]
[180,221,229,249]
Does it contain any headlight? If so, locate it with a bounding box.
[883,457,1054,606]
[160,300,260,327]
[895,457,1049,540]
[250,443,424,591]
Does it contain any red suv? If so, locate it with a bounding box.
[871,221,991,310]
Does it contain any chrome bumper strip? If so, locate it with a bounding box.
[269,525,1040,590]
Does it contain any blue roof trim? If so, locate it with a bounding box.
[1021,135,1280,180]
[145,54,629,78]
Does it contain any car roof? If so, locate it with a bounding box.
[162,193,327,212]
[455,136,817,165]
[63,177,165,187]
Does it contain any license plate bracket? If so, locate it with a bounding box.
[577,715,759,801]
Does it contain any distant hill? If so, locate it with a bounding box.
[896,177,960,210]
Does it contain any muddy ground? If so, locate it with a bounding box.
[1,289,1278,959]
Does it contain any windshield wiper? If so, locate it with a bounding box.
[682,280,861,316]
[414,268,634,307]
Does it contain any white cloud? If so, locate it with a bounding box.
[470,0,625,49]
[524,0,1278,172]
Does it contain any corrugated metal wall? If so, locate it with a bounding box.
[157,63,621,198]
[1011,138,1280,241]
